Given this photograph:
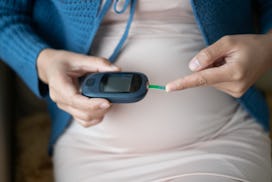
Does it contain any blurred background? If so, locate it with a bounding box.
[0,61,53,182]
[0,60,271,182]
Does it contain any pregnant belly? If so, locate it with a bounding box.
[70,37,239,153]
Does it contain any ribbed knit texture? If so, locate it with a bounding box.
[0,0,50,96]
[0,0,102,153]
[0,0,271,153]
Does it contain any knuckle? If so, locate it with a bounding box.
[88,103,98,111]
[49,91,57,102]
[231,71,244,81]
[79,117,103,128]
[95,117,104,123]
[80,121,90,128]
[82,113,94,121]
[232,85,246,97]
[220,35,235,46]
[199,48,213,62]
[229,64,246,81]
[96,57,110,66]
[90,117,104,126]
[56,103,64,110]
[231,92,243,98]
[100,57,110,64]
[196,74,208,86]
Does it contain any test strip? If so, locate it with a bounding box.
[148,84,165,90]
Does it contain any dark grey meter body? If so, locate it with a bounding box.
[81,72,149,103]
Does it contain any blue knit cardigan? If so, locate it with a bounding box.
[0,0,271,153]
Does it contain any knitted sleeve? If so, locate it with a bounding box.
[257,0,272,33]
[0,0,50,97]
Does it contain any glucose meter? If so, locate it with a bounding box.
[81,72,149,103]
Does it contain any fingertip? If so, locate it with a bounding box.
[165,85,172,92]
[90,98,112,110]
[99,57,120,71]
[165,83,178,92]
[110,65,121,71]
[90,56,120,72]
[100,102,111,109]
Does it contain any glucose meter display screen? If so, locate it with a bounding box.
[101,74,141,93]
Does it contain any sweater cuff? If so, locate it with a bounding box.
[0,25,50,98]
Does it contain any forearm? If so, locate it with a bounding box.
[0,1,50,97]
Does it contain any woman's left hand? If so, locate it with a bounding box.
[166,33,272,98]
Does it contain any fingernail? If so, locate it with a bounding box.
[100,102,110,109]
[165,84,176,92]
[165,85,171,92]
[189,58,201,71]
[110,65,120,70]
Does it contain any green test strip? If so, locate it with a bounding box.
[148,84,165,90]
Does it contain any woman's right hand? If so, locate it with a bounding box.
[37,48,120,127]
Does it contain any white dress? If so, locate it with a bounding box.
[53,1,272,181]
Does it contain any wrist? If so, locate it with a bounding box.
[37,48,59,84]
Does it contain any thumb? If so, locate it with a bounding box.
[73,55,121,73]
[189,36,232,71]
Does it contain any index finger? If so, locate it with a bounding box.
[166,67,229,92]
[69,94,111,111]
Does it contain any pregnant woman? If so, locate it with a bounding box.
[0,0,271,181]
